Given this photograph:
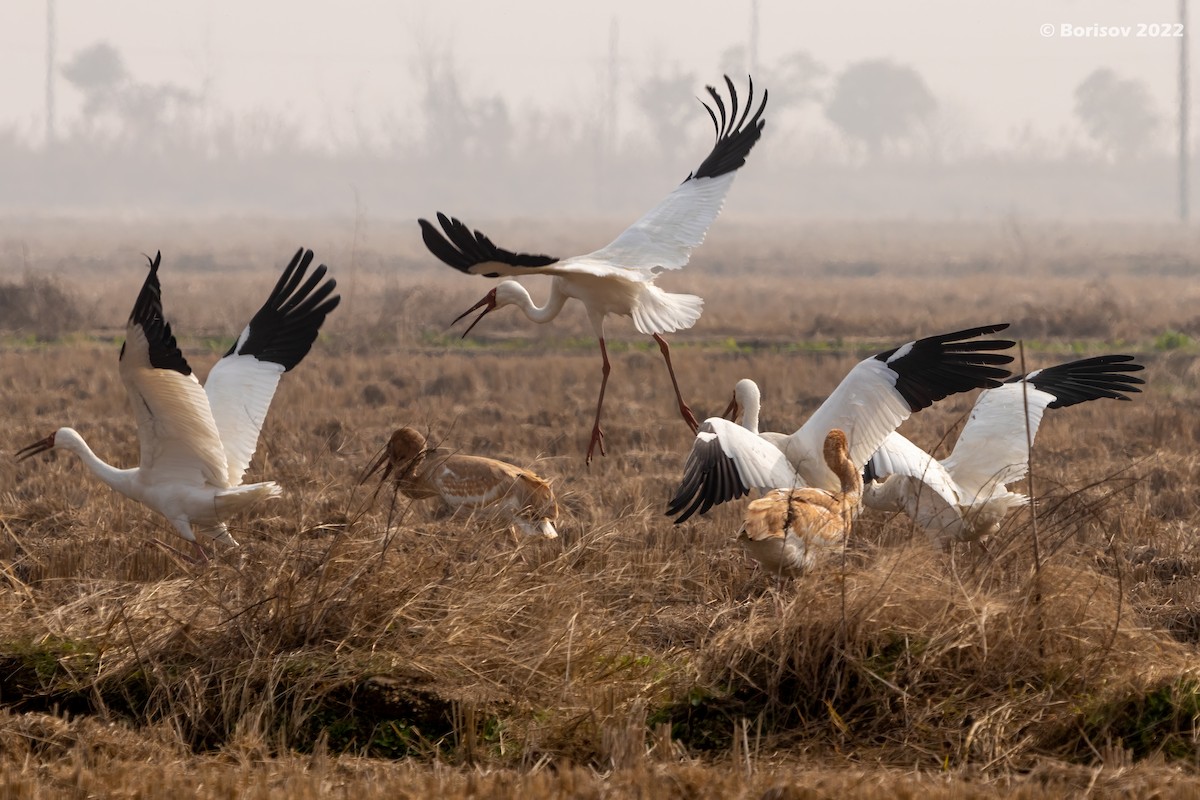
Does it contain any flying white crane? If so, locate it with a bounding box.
[861,354,1145,548]
[737,429,863,578]
[419,76,768,464]
[16,249,341,561]
[666,325,1016,523]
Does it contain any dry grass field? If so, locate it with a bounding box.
[2,217,1200,797]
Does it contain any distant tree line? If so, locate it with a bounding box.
[0,40,1176,216]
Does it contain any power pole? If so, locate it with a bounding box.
[1181,0,1190,222]
[749,0,760,76]
[45,0,56,147]
[607,17,619,159]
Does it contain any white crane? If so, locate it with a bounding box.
[737,429,863,578]
[366,426,559,539]
[16,249,341,561]
[419,76,768,464]
[861,354,1145,548]
[666,325,1016,523]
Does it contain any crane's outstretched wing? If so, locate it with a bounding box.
[119,252,230,488]
[204,248,341,486]
[862,431,966,539]
[782,325,1016,491]
[417,213,561,278]
[941,354,1144,501]
[581,75,767,272]
[419,76,768,279]
[667,416,799,524]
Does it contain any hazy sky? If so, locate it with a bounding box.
[0,0,1186,150]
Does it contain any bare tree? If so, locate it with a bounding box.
[825,59,936,158]
[1074,68,1161,160]
[634,67,697,158]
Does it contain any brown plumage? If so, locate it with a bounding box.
[367,427,559,539]
[737,429,863,577]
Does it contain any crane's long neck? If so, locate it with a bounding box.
[741,397,761,434]
[736,382,762,434]
[58,429,138,497]
[513,280,569,324]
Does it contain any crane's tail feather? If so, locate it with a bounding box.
[631,287,704,336]
[215,481,283,517]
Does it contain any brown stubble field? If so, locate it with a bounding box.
[2,218,1200,797]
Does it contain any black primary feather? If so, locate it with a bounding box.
[225,247,341,372]
[122,251,193,376]
[1015,354,1145,409]
[418,213,559,277]
[874,324,1016,412]
[666,431,751,524]
[687,75,768,181]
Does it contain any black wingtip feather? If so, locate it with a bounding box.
[688,75,768,182]
[874,323,1017,412]
[666,433,751,524]
[418,214,558,276]
[1016,354,1146,409]
[226,248,341,372]
[122,250,192,376]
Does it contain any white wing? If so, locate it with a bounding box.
[205,248,341,486]
[420,77,767,278]
[862,431,968,546]
[667,417,801,523]
[866,431,961,507]
[941,382,1056,502]
[782,325,1015,492]
[120,262,229,489]
[784,358,915,492]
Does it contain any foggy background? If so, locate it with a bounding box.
[0,0,1191,220]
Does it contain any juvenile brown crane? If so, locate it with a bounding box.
[367,427,559,539]
[737,429,863,578]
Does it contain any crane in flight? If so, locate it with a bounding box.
[419,76,768,464]
[16,249,340,562]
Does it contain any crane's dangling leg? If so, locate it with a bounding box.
[653,333,700,434]
[170,516,210,563]
[586,338,612,465]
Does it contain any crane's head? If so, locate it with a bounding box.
[451,281,527,338]
[723,379,760,422]
[365,426,428,484]
[15,430,62,462]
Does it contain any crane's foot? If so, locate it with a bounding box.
[191,541,211,563]
[680,403,700,435]
[586,424,607,465]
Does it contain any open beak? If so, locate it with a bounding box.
[451,291,497,339]
[364,448,394,483]
[16,433,55,462]
[722,396,740,422]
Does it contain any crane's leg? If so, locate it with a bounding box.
[652,333,700,434]
[586,338,612,465]
[170,517,209,564]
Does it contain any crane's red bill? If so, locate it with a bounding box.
[16,433,55,461]
[451,291,497,339]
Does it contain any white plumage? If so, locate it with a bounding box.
[667,326,1016,523]
[419,76,768,464]
[862,354,1145,547]
[17,249,340,561]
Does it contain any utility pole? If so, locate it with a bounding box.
[1181,0,1190,222]
[45,0,56,147]
[749,0,760,76]
[607,17,619,159]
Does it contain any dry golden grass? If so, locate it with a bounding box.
[2,218,1200,796]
